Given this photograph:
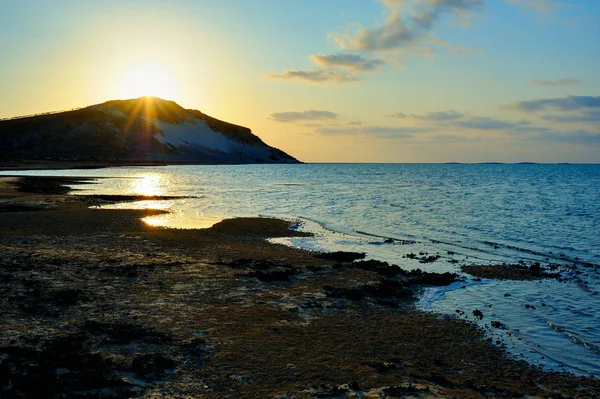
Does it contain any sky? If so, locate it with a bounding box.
[1,0,599,163]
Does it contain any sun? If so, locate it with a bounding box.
[119,63,178,100]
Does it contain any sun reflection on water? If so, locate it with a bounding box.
[142,211,222,229]
[142,214,171,227]
[98,173,223,229]
[130,174,166,196]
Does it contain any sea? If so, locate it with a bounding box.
[4,163,600,377]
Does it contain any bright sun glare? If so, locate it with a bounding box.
[119,64,177,100]
[131,174,166,196]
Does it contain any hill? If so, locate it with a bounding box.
[0,97,299,165]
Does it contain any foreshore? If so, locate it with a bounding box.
[0,159,175,171]
[1,175,599,398]
[0,158,300,171]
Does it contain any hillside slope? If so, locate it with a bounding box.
[0,97,299,164]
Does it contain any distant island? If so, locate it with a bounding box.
[0,97,299,168]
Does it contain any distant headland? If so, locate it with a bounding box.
[0,97,299,169]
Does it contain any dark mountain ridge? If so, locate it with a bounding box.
[0,97,298,164]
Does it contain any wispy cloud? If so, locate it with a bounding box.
[267,69,359,84]
[385,110,464,121]
[384,110,531,130]
[315,124,425,138]
[456,116,517,130]
[529,77,581,87]
[541,110,600,123]
[504,95,600,112]
[503,95,600,127]
[268,110,339,123]
[540,130,600,145]
[331,0,485,53]
[269,0,483,85]
[309,53,386,72]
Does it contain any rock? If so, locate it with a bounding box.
[383,385,428,396]
[491,321,507,329]
[227,258,253,268]
[407,270,457,286]
[362,359,403,373]
[328,286,366,301]
[131,353,177,378]
[352,260,401,278]
[324,279,413,303]
[419,255,441,264]
[314,251,366,262]
[246,269,295,282]
[473,309,484,319]
[52,288,85,306]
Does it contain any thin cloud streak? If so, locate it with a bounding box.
[541,110,600,123]
[529,77,581,87]
[540,130,600,145]
[310,53,386,72]
[456,116,516,130]
[267,69,359,84]
[384,110,535,131]
[315,124,426,138]
[385,110,464,121]
[268,110,339,123]
[504,95,600,112]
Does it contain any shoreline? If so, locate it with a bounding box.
[1,176,600,398]
[0,160,303,172]
[2,160,599,172]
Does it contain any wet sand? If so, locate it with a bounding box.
[1,175,599,398]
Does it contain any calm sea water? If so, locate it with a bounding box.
[4,164,600,376]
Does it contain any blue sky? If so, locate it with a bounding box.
[1,0,599,162]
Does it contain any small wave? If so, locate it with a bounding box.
[276,183,314,187]
[418,282,474,310]
[353,229,417,245]
[548,321,600,356]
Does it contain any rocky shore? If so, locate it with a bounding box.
[1,176,600,398]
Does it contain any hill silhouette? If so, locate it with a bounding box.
[0,97,298,164]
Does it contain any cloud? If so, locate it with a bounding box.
[504,95,600,112]
[503,95,600,127]
[541,110,600,123]
[315,124,425,138]
[268,110,339,123]
[384,108,551,132]
[529,77,581,87]
[269,0,483,85]
[427,134,483,143]
[456,116,517,130]
[504,0,561,13]
[385,110,464,121]
[540,130,600,145]
[267,69,359,84]
[378,0,409,6]
[331,0,485,53]
[309,53,386,72]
